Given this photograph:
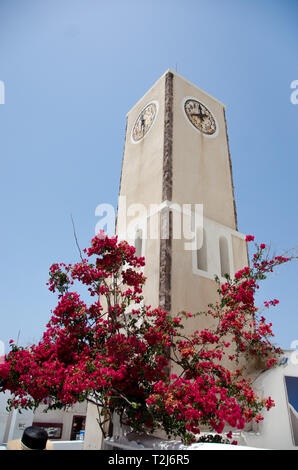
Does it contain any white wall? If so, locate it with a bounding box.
[0,390,86,443]
[0,391,34,443]
[243,351,298,450]
[0,391,11,442]
[33,401,87,440]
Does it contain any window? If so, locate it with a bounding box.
[134,229,143,258]
[285,376,298,446]
[70,415,86,441]
[32,422,63,440]
[219,236,230,277]
[197,228,207,271]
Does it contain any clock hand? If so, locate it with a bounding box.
[140,115,145,134]
[190,113,207,118]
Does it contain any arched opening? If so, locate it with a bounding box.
[134,229,143,258]
[219,236,230,277]
[197,228,207,272]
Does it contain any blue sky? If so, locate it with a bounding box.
[0,0,298,352]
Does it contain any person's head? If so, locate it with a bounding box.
[7,426,53,450]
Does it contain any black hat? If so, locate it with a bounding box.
[21,426,49,450]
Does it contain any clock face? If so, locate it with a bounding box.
[131,101,158,142]
[184,99,217,135]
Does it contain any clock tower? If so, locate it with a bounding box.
[116,70,248,336]
[84,70,249,449]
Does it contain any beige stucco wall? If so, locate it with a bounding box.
[116,69,249,326]
[232,234,249,273]
[116,74,166,310]
[172,236,220,327]
[172,72,236,230]
[170,72,247,325]
[117,75,165,217]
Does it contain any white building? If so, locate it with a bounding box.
[242,351,298,450]
[0,387,87,444]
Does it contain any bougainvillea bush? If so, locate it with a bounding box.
[0,232,293,444]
